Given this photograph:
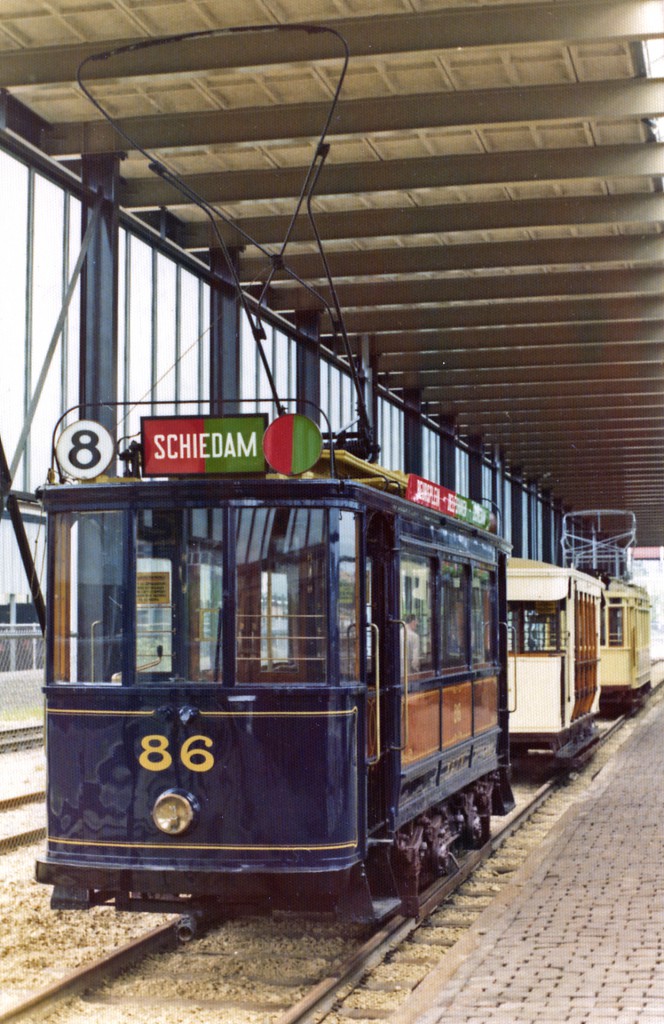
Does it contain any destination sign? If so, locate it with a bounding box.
[142,415,267,476]
[405,474,491,530]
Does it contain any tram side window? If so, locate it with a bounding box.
[508,602,562,653]
[440,560,467,670]
[52,511,124,683]
[471,567,496,666]
[400,551,434,677]
[608,604,624,647]
[236,507,328,683]
[338,512,359,683]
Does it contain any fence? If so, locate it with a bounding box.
[0,625,46,855]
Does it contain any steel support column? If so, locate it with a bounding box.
[490,446,505,538]
[527,484,539,560]
[510,470,524,558]
[295,311,321,422]
[403,388,423,477]
[440,415,456,490]
[467,434,483,504]
[541,489,554,563]
[80,155,120,434]
[553,499,565,566]
[209,248,241,415]
[358,334,378,461]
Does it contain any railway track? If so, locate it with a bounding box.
[0,725,43,755]
[0,704,641,1024]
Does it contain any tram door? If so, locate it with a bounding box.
[366,513,399,836]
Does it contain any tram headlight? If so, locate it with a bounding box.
[152,790,198,835]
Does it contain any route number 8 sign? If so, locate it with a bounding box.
[55,420,115,480]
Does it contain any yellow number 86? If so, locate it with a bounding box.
[138,734,215,773]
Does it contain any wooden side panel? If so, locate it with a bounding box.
[474,676,498,734]
[402,689,440,765]
[442,682,473,749]
[573,590,600,720]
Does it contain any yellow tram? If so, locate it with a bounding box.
[600,578,651,714]
[507,558,604,759]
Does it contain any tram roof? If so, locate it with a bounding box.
[2,1,664,543]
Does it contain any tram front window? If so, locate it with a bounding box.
[508,603,563,653]
[136,509,224,682]
[236,507,328,683]
[52,511,125,683]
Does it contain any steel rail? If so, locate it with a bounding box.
[271,712,633,1024]
[0,791,44,814]
[0,921,179,1024]
[0,828,46,855]
[0,725,43,755]
[0,708,636,1024]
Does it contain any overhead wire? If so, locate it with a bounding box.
[76,22,376,457]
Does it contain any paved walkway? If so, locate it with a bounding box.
[392,693,664,1024]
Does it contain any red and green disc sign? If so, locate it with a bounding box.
[263,414,322,476]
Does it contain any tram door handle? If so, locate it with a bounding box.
[393,619,409,751]
[502,621,518,713]
[366,623,381,765]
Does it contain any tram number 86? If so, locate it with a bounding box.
[139,734,215,773]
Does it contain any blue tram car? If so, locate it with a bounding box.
[36,424,513,922]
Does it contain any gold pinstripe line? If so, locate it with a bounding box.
[46,708,357,718]
[47,836,358,852]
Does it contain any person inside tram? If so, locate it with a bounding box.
[405,613,420,673]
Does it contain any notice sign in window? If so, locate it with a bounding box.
[142,415,267,476]
[137,571,171,606]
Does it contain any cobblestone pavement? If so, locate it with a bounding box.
[391,694,664,1024]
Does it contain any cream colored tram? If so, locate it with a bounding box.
[600,578,651,714]
[507,559,604,758]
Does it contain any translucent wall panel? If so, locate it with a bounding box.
[121,233,152,441]
[31,176,66,490]
[63,200,81,416]
[483,462,493,505]
[320,359,354,437]
[377,395,404,472]
[455,447,469,496]
[0,152,29,488]
[503,476,512,545]
[240,312,296,419]
[422,425,440,483]
[154,253,177,413]
[0,156,82,493]
[179,270,208,409]
[118,228,210,443]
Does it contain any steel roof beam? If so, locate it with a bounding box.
[3,2,657,88]
[380,340,664,374]
[327,294,664,335]
[429,383,664,402]
[46,78,664,158]
[121,143,664,209]
[241,234,664,285]
[182,193,664,250]
[270,267,664,313]
[368,320,664,355]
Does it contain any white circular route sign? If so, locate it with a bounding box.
[55,420,116,480]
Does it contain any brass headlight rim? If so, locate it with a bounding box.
[152,788,199,836]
